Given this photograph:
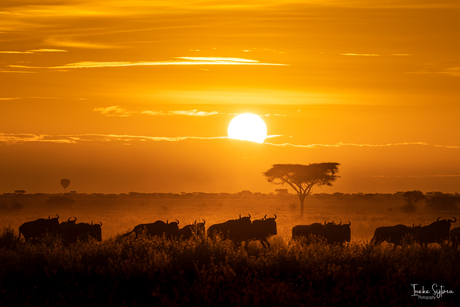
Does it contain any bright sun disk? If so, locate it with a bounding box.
[228,113,267,143]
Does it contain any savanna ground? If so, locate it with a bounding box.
[1,191,459,306]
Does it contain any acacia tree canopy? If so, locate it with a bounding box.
[263,163,340,217]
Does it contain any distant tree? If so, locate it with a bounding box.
[401,190,425,213]
[263,163,340,217]
[426,195,459,212]
[275,189,289,196]
[14,190,26,195]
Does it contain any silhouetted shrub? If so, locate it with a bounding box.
[0,227,20,250]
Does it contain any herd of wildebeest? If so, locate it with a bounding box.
[13,214,460,250]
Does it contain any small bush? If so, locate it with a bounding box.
[0,227,20,250]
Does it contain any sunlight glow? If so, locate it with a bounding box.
[228,113,267,143]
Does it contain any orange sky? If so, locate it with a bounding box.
[1,1,460,194]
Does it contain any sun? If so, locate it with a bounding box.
[228,113,267,143]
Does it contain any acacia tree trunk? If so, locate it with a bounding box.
[299,194,306,217]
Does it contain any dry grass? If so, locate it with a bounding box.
[1,192,459,305]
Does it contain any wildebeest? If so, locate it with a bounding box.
[370,224,417,247]
[207,214,252,247]
[414,217,457,246]
[177,220,206,240]
[18,214,60,242]
[123,220,180,239]
[450,227,460,251]
[59,220,102,244]
[292,221,351,244]
[245,214,277,249]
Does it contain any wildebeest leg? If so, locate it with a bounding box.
[260,239,270,249]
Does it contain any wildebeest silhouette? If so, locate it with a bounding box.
[414,217,456,246]
[207,214,252,247]
[59,219,102,244]
[123,220,180,239]
[450,226,460,251]
[177,220,206,240]
[292,221,351,244]
[18,214,60,242]
[370,224,417,247]
[245,214,277,249]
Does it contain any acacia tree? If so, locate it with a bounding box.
[263,163,340,217]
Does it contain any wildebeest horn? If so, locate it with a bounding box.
[448,216,457,223]
[248,214,251,218]
[437,216,441,222]
[273,214,277,220]
[339,221,342,226]
[166,220,168,224]
[202,219,206,224]
[194,219,197,225]
[239,214,241,219]
[176,219,179,224]
[264,214,267,220]
[98,221,102,226]
[68,217,71,222]
[48,215,51,219]
[347,221,351,226]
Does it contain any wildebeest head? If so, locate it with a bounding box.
[49,214,60,227]
[61,216,77,225]
[168,219,180,227]
[257,214,277,236]
[196,219,206,236]
[238,214,252,225]
[89,221,102,241]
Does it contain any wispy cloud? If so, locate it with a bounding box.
[93,106,133,117]
[365,175,460,178]
[340,53,412,57]
[2,133,460,150]
[341,53,380,57]
[9,57,288,70]
[0,49,67,54]
[0,51,34,54]
[436,67,460,77]
[28,49,68,53]
[43,37,117,49]
[93,106,222,117]
[413,66,460,77]
[264,141,460,149]
[141,109,221,116]
[0,133,228,144]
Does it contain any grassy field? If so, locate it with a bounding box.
[1,192,459,305]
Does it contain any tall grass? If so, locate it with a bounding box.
[1,230,458,306]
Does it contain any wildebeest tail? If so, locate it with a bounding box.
[121,229,135,237]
